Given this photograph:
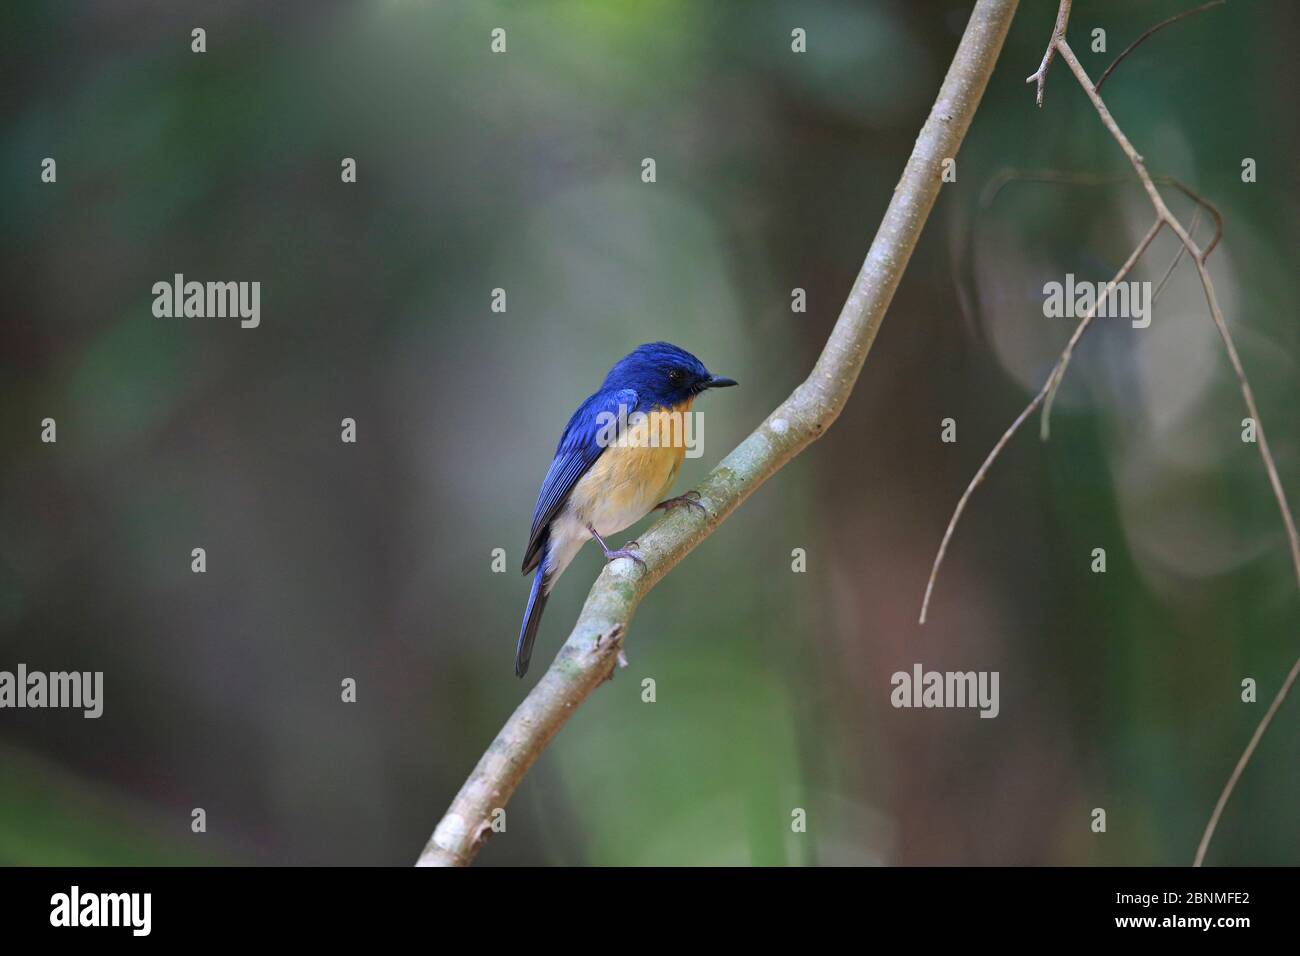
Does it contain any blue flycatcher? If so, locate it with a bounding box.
[516,342,737,676]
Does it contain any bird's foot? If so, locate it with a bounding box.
[602,649,631,683]
[601,546,646,570]
[654,490,705,515]
[588,525,646,569]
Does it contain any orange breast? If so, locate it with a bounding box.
[568,398,694,535]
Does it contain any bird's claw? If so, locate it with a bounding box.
[654,490,706,515]
[588,524,646,569]
[603,546,646,570]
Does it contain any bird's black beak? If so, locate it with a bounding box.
[704,375,738,389]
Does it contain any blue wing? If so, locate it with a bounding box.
[522,387,639,574]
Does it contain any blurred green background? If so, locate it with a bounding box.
[2,0,1297,865]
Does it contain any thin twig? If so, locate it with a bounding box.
[1151,206,1201,302]
[417,0,1023,867]
[1194,651,1300,866]
[936,0,1300,867]
[918,219,1163,625]
[1096,0,1226,92]
[952,170,1222,352]
[1062,18,1300,870]
[975,174,1221,259]
[1038,204,1202,439]
[1054,38,1299,594]
[1025,0,1072,106]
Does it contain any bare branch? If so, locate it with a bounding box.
[1025,0,1072,106]
[1150,207,1201,305]
[952,169,1222,343]
[1038,202,1203,440]
[1054,38,1300,595]
[416,0,1024,867]
[918,219,1163,625]
[937,1,1300,867]
[1195,652,1300,866]
[1096,0,1226,92]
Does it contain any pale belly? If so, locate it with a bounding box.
[541,403,691,587]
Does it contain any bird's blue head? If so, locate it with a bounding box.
[602,342,737,409]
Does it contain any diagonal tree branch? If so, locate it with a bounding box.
[416,0,1022,867]
[1195,650,1300,867]
[1037,189,1212,439]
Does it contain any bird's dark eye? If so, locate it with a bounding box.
[668,368,685,385]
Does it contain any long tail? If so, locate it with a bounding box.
[516,563,550,678]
